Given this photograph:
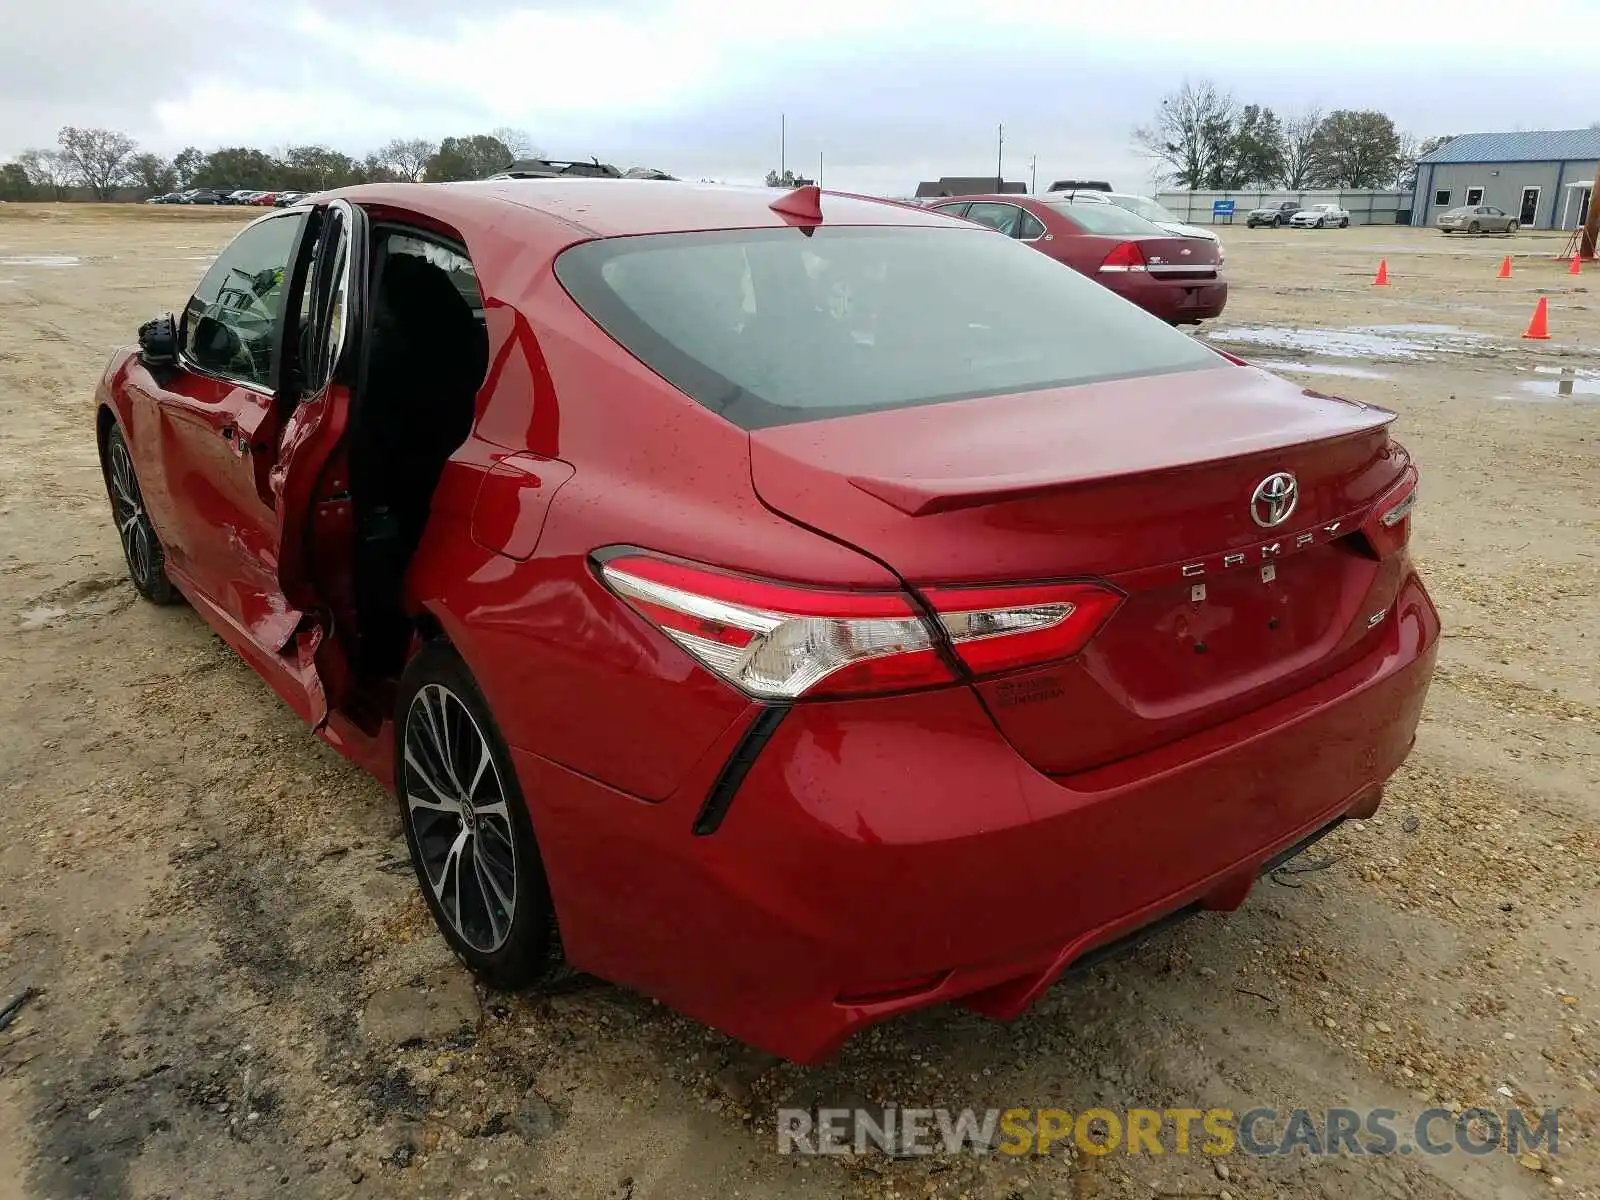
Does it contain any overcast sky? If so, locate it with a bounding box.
[3,1,1596,194]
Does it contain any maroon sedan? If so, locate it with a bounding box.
[94,182,1432,1062]
[930,193,1228,323]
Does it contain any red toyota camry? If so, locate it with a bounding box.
[95,181,1436,1063]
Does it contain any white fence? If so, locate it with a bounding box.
[1155,190,1416,226]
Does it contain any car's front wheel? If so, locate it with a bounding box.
[1468,221,1481,234]
[103,423,177,604]
[395,640,571,990]
[1315,218,1326,228]
[1339,218,1349,228]
[1507,221,1519,234]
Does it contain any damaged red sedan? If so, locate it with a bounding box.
[95,181,1437,1063]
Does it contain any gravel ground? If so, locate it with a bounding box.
[0,205,1595,1200]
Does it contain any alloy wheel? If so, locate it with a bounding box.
[401,683,519,953]
[108,436,155,587]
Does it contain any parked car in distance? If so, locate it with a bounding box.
[274,191,308,207]
[1247,200,1301,228]
[96,181,1436,1064]
[1099,192,1224,260]
[1436,205,1518,235]
[179,189,228,205]
[145,192,185,204]
[932,191,1227,323]
[249,192,280,206]
[1290,203,1349,228]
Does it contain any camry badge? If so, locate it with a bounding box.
[1250,472,1298,528]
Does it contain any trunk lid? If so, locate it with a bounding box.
[1132,234,1220,279]
[749,364,1409,774]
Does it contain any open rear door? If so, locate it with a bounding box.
[264,198,371,728]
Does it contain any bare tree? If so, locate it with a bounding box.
[380,137,436,181]
[1393,133,1420,190]
[1132,81,1239,190]
[56,126,139,200]
[490,126,542,162]
[1281,107,1325,190]
[16,148,70,200]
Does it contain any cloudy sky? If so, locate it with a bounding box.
[2,0,1596,194]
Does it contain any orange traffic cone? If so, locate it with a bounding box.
[1373,259,1389,286]
[1522,296,1550,340]
[1569,254,1583,276]
[1497,255,1512,279]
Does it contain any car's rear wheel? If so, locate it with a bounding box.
[1273,216,1284,227]
[103,423,177,604]
[395,640,571,990]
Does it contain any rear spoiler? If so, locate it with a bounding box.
[847,406,1395,518]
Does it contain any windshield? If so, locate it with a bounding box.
[1108,195,1179,225]
[1042,200,1171,236]
[555,225,1218,430]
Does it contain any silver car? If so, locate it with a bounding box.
[1436,205,1518,235]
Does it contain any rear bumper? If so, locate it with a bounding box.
[1105,274,1228,323]
[516,571,1438,1063]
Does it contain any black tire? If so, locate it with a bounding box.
[102,422,177,604]
[1339,218,1349,228]
[1273,215,1284,227]
[1507,221,1519,234]
[394,640,571,990]
[1315,218,1326,228]
[1468,221,1481,234]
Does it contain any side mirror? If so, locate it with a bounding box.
[137,314,178,365]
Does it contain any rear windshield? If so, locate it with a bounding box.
[1107,195,1180,224]
[554,226,1217,429]
[1042,201,1169,236]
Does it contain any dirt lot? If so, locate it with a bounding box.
[0,204,1595,1200]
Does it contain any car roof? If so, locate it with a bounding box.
[330,179,965,239]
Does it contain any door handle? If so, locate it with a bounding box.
[220,425,235,440]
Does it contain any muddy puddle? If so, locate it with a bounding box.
[0,254,80,268]
[1502,366,1600,402]
[1208,323,1491,360]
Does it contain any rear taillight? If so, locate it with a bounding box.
[597,553,1122,699]
[599,554,951,699]
[1362,471,1418,557]
[1097,241,1148,273]
[924,583,1123,675]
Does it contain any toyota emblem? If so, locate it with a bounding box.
[1250,472,1298,528]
